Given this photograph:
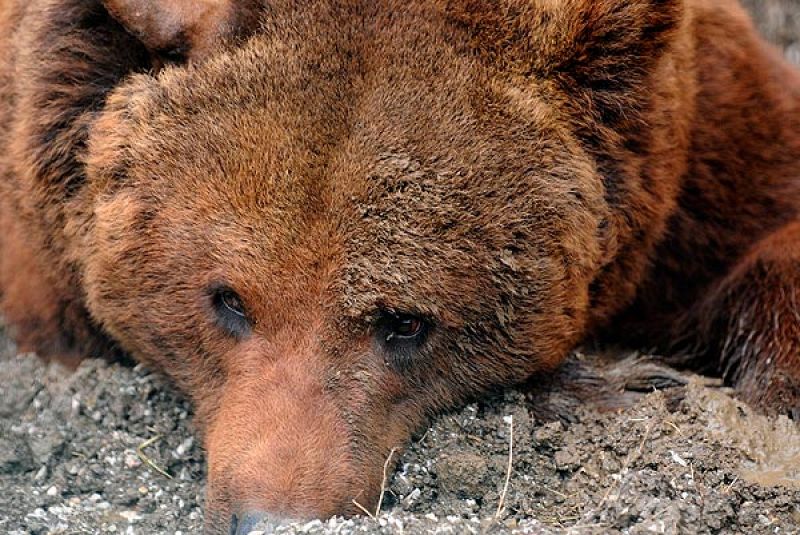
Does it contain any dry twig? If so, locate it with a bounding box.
[136,435,172,480]
[494,415,514,520]
[375,447,398,517]
[352,447,399,520]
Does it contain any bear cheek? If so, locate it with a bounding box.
[83,193,149,332]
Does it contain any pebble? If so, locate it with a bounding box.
[0,435,35,474]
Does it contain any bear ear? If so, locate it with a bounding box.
[85,74,158,195]
[101,0,262,62]
[447,0,684,93]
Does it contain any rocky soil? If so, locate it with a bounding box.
[742,0,800,64]
[2,329,800,535]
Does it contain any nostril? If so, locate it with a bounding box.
[230,510,284,535]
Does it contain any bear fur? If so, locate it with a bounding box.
[1,0,799,531]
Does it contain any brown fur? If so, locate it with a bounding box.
[1,0,798,531]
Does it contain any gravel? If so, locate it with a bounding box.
[2,326,800,535]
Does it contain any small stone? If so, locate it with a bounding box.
[29,431,65,463]
[435,452,489,498]
[554,449,581,472]
[533,421,564,448]
[119,510,141,523]
[34,465,48,481]
[0,435,35,474]
[174,437,194,457]
[124,453,141,469]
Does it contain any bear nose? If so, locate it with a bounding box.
[229,510,284,535]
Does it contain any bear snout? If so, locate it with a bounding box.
[229,510,287,535]
[200,338,402,533]
[204,373,358,528]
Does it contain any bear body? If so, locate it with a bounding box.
[1,0,799,532]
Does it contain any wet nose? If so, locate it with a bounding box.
[229,511,285,535]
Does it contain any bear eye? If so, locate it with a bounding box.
[376,310,430,369]
[375,310,431,371]
[219,290,246,317]
[385,313,424,341]
[209,286,251,338]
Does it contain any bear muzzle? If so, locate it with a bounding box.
[229,510,287,535]
[200,338,404,534]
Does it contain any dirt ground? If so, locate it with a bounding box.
[2,329,800,535]
[2,2,800,534]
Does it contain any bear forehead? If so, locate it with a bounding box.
[115,12,577,227]
[97,0,603,321]
[117,56,575,281]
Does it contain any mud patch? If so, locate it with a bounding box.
[698,388,800,489]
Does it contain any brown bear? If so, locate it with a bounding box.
[1,0,798,532]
